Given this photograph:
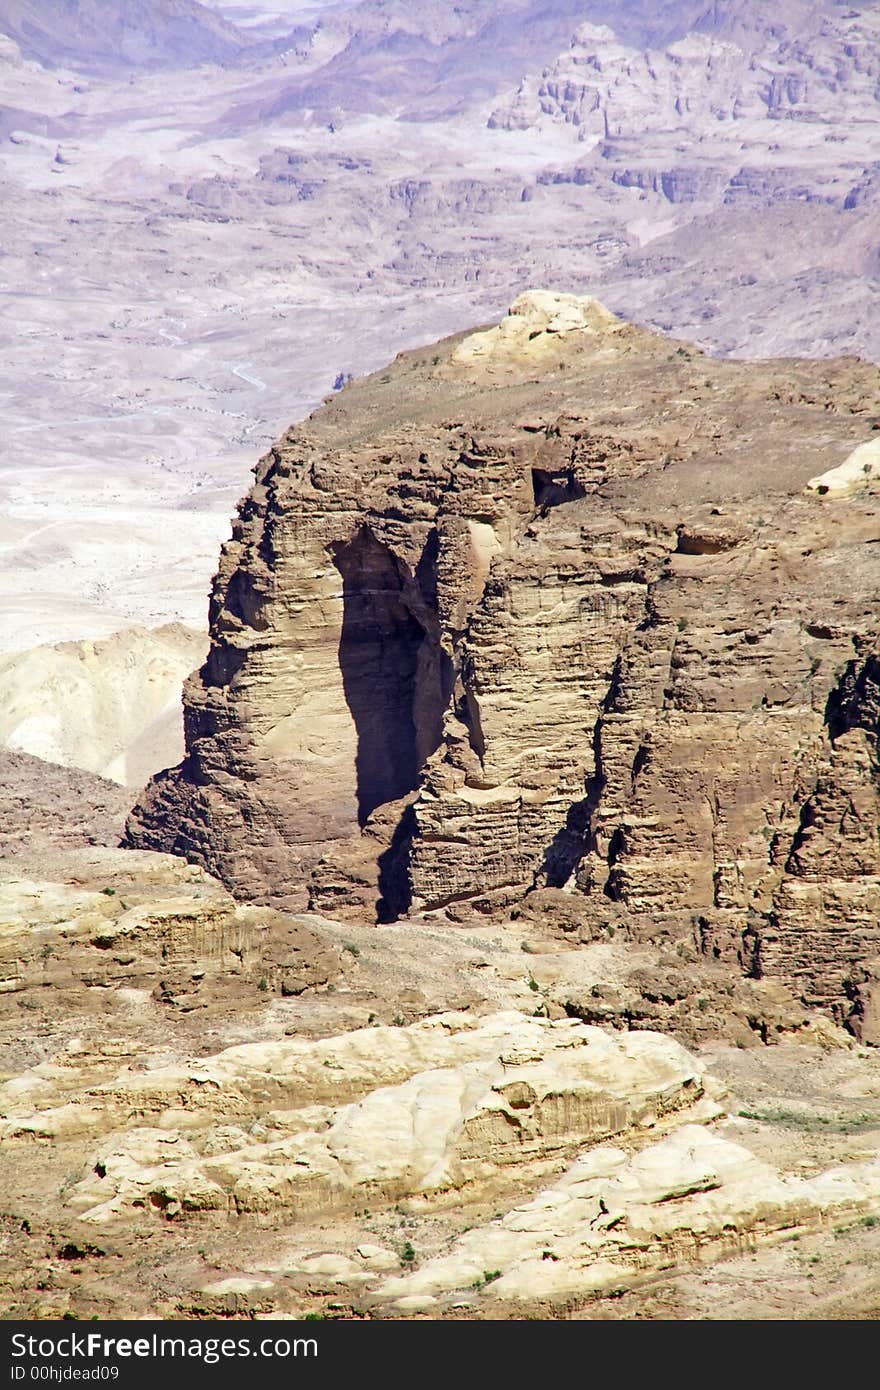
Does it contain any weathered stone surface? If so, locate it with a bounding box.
[127,291,880,1025]
[374,1123,880,1314]
[0,751,130,856]
[808,439,880,496]
[1,844,878,1321]
[0,846,341,1013]
[0,1009,710,1223]
[489,13,880,143]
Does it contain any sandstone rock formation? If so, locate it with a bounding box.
[127,292,880,1035]
[6,1013,709,1225]
[489,9,880,141]
[0,846,342,1024]
[374,1121,880,1314]
[1,845,878,1319]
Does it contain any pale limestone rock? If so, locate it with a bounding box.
[356,1243,400,1272]
[450,291,624,367]
[0,1012,706,1223]
[807,439,880,497]
[201,1277,274,1296]
[376,1124,880,1311]
[297,1254,362,1279]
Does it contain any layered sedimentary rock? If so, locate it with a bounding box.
[5,1013,707,1224]
[2,840,880,1319]
[128,291,880,1028]
[0,846,342,1013]
[375,1122,880,1314]
[488,11,880,140]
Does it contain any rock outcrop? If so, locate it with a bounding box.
[374,1121,880,1314]
[2,838,879,1319]
[488,11,880,142]
[5,1012,709,1225]
[0,751,130,855]
[127,291,880,1030]
[0,846,342,1020]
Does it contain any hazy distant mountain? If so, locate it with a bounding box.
[230,0,694,124]
[0,0,255,71]
[489,0,880,139]
[223,0,864,125]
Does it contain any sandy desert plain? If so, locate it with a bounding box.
[0,0,880,1322]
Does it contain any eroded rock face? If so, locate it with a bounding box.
[488,12,880,142]
[2,841,879,1319]
[0,751,130,856]
[0,847,343,1021]
[374,1122,880,1314]
[127,291,880,1026]
[2,1013,707,1224]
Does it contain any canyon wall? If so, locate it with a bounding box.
[127,293,880,1028]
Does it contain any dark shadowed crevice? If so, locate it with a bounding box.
[414,526,441,610]
[376,802,417,922]
[531,466,586,512]
[456,673,486,762]
[631,742,650,785]
[201,640,247,690]
[538,784,597,889]
[824,653,880,744]
[333,526,452,828]
[334,529,423,825]
[603,827,626,900]
[535,658,622,892]
[222,568,270,630]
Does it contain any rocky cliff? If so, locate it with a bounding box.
[489,9,880,139]
[127,291,880,1033]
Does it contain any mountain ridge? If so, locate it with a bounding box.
[0,0,257,70]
